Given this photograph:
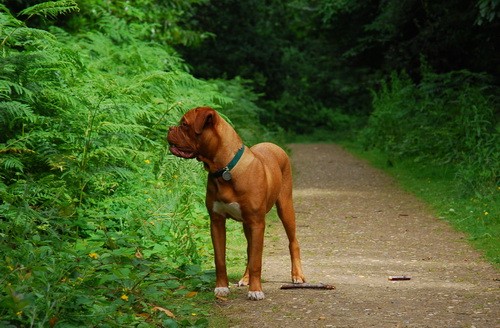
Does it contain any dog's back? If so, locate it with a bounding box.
[251,142,291,172]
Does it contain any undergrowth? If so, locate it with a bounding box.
[0,2,265,326]
[362,63,499,197]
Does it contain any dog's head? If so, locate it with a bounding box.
[167,106,218,159]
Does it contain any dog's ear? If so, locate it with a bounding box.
[194,107,216,134]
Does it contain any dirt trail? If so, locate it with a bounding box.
[213,144,499,328]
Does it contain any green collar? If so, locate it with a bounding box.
[210,145,245,181]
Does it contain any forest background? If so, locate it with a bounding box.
[0,0,498,327]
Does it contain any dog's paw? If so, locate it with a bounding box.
[247,291,265,301]
[214,287,230,297]
[236,278,249,287]
[292,276,305,284]
[292,273,306,284]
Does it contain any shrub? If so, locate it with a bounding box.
[0,2,268,326]
[363,65,499,196]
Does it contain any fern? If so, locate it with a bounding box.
[0,155,24,171]
[19,0,79,20]
[0,6,23,27]
[96,14,139,43]
[0,80,33,100]
[3,26,56,47]
[1,7,56,49]
[0,101,37,126]
[0,5,271,326]
[38,89,79,114]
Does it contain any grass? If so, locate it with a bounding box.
[341,141,499,267]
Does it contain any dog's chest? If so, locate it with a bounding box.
[213,201,243,221]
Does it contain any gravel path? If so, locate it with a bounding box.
[214,144,499,328]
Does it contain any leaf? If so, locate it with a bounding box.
[0,155,24,171]
[137,313,150,319]
[19,0,79,20]
[185,291,197,298]
[0,81,34,99]
[152,306,175,318]
[215,295,228,301]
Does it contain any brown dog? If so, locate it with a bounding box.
[167,107,305,300]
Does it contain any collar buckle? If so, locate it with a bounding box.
[210,145,245,181]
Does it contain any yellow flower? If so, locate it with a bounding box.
[88,252,99,259]
[484,211,489,216]
[120,294,129,301]
[16,311,22,317]
[144,159,151,164]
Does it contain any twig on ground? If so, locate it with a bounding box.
[280,283,335,290]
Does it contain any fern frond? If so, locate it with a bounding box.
[19,0,79,20]
[2,26,56,48]
[90,146,133,162]
[0,101,37,126]
[96,14,133,43]
[98,166,134,180]
[0,80,34,100]
[39,89,79,112]
[98,122,145,134]
[0,7,23,28]
[0,155,24,171]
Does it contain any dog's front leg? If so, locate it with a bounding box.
[210,213,229,297]
[244,219,266,300]
[236,224,252,287]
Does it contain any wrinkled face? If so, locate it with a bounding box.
[167,107,216,159]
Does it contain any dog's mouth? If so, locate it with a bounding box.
[169,144,197,159]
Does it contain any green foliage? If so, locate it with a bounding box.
[363,64,499,196]
[212,77,287,146]
[66,0,212,46]
[476,0,500,24]
[0,2,269,326]
[181,0,498,137]
[18,0,79,19]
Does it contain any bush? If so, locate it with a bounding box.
[0,2,268,326]
[363,65,499,196]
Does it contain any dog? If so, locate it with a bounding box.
[167,106,305,300]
